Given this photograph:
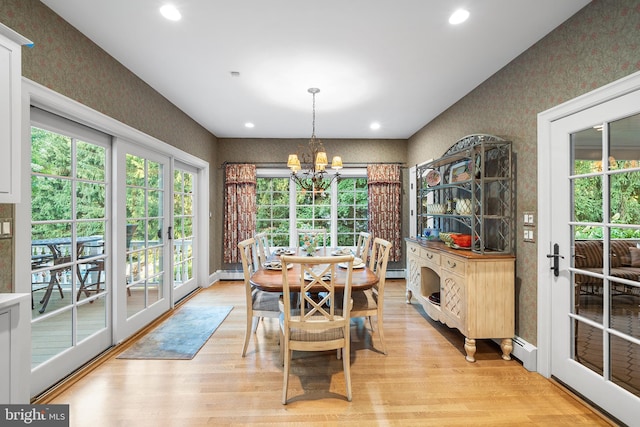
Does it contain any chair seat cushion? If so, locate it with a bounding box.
[279,311,345,341]
[351,289,377,311]
[251,288,280,311]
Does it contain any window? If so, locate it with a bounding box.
[336,178,368,246]
[256,177,290,247]
[256,169,368,247]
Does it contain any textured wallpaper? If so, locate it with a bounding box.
[0,204,13,292]
[408,0,640,345]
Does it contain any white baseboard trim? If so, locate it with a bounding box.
[387,269,406,279]
[494,336,537,371]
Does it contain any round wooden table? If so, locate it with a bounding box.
[249,248,378,292]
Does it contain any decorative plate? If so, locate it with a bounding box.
[263,261,294,270]
[426,170,441,187]
[331,248,353,256]
[338,261,366,269]
[274,248,296,255]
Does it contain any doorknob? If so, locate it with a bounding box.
[546,243,564,277]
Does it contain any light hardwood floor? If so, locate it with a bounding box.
[39,279,615,426]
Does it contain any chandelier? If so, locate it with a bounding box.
[287,88,342,193]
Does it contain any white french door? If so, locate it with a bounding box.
[172,161,198,302]
[546,86,640,425]
[113,141,172,341]
[28,108,112,396]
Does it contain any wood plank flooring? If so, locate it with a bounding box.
[40,279,614,426]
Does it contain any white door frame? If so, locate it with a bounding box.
[537,70,640,377]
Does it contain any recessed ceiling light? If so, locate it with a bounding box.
[370,122,381,130]
[449,9,469,25]
[160,5,182,21]
[244,122,255,128]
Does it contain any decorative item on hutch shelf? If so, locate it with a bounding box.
[425,169,441,187]
[455,198,472,215]
[287,88,342,194]
[449,159,472,183]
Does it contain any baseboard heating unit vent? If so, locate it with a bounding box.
[498,336,537,371]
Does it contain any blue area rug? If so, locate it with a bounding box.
[117,306,233,360]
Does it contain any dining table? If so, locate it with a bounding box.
[250,247,379,293]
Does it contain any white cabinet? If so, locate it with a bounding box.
[0,24,32,202]
[0,293,31,403]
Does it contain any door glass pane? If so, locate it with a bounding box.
[574,320,603,376]
[31,310,72,369]
[77,296,106,342]
[610,334,640,395]
[32,176,72,221]
[76,141,105,181]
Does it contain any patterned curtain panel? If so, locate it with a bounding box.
[224,164,257,263]
[367,164,402,262]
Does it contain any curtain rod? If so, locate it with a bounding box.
[220,161,407,169]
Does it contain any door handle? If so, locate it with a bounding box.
[546,243,564,277]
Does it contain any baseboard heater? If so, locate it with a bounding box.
[494,336,537,371]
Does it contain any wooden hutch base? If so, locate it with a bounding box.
[405,238,515,362]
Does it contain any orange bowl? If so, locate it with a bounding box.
[452,234,472,247]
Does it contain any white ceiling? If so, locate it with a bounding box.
[40,0,590,139]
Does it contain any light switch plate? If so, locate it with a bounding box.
[523,227,535,243]
[0,218,12,238]
[523,211,535,226]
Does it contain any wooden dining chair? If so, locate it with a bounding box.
[254,231,271,267]
[295,228,327,249]
[355,231,372,265]
[350,237,392,355]
[279,254,355,404]
[238,237,281,357]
